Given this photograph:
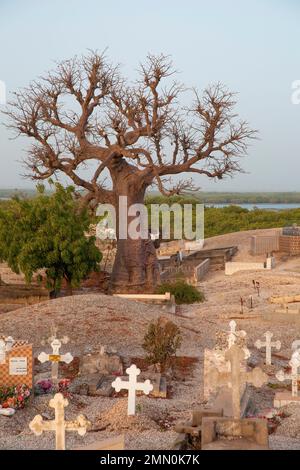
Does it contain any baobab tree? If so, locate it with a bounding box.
[5,52,255,293]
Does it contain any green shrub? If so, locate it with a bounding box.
[156,280,204,304]
[142,318,182,372]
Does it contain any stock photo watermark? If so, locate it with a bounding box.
[291,80,300,104]
[0,80,6,105]
[96,197,204,243]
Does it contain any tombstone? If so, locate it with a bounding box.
[0,339,33,388]
[274,350,300,407]
[29,393,90,450]
[112,364,153,416]
[255,331,281,365]
[80,348,122,376]
[38,338,73,383]
[210,344,267,419]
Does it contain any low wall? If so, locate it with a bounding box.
[194,258,210,282]
[225,257,275,276]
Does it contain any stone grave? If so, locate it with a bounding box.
[29,392,90,450]
[174,407,223,450]
[201,344,269,450]
[203,322,252,417]
[112,364,153,416]
[0,338,33,388]
[255,331,281,365]
[201,416,269,450]
[274,350,300,407]
[70,345,123,397]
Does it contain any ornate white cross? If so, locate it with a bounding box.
[0,336,14,364]
[255,331,281,365]
[211,344,267,419]
[112,364,153,416]
[227,320,250,359]
[228,321,246,348]
[38,338,73,382]
[29,393,90,450]
[276,350,300,397]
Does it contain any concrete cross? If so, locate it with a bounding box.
[228,320,246,349]
[38,338,73,383]
[211,344,267,419]
[276,350,300,397]
[29,393,90,450]
[227,320,250,359]
[112,364,153,416]
[255,331,281,365]
[0,336,14,364]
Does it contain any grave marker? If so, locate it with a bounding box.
[227,321,250,359]
[29,392,90,450]
[0,341,33,388]
[112,364,153,415]
[38,338,73,383]
[255,331,281,365]
[276,351,300,397]
[211,344,267,419]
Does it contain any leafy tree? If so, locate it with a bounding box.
[0,183,101,296]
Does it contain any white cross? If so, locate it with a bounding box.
[29,393,90,450]
[112,364,153,416]
[0,336,15,364]
[227,321,250,359]
[228,321,246,348]
[276,350,300,397]
[38,338,73,382]
[255,331,281,365]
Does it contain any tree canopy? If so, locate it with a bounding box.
[0,183,101,294]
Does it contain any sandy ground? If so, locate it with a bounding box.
[1,228,300,450]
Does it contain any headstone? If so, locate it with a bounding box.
[255,331,281,365]
[0,340,33,388]
[38,338,73,383]
[227,321,250,359]
[211,344,267,419]
[80,349,122,376]
[274,350,300,407]
[29,393,90,450]
[112,364,153,415]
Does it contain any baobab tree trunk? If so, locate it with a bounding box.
[109,167,160,293]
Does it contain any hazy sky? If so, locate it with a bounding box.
[0,0,300,191]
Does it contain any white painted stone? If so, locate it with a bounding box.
[255,331,281,365]
[0,407,15,416]
[227,321,250,359]
[112,364,153,416]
